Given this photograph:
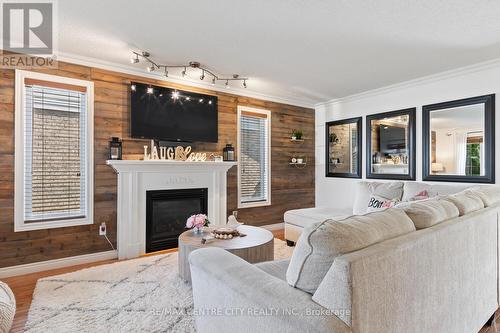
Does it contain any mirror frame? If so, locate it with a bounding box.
[422,94,495,183]
[325,117,362,178]
[366,108,416,180]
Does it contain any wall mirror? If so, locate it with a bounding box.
[423,94,495,183]
[366,108,416,180]
[326,117,362,178]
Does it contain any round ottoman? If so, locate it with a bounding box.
[0,281,15,333]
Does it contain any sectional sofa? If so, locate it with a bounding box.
[284,181,470,244]
[189,182,500,333]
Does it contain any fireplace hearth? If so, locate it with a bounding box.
[146,188,208,252]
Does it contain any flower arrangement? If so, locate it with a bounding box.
[186,214,210,233]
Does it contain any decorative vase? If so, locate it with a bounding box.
[193,226,203,235]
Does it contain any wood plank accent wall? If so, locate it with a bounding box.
[0,61,315,268]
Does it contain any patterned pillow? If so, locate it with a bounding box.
[366,195,399,212]
[409,190,430,201]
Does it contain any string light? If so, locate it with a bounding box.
[131,84,136,91]
[146,86,154,94]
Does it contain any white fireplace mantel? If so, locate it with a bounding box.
[107,160,237,259]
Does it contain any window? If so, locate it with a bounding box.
[237,106,271,208]
[15,70,94,231]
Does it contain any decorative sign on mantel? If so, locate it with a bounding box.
[143,140,207,162]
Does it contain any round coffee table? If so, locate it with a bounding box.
[178,225,274,283]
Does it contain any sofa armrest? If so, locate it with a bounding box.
[189,248,350,333]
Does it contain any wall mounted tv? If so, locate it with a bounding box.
[130,82,218,142]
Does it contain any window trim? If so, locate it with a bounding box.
[237,106,271,209]
[14,69,94,232]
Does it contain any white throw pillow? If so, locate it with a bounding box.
[286,209,416,294]
[353,181,404,215]
[402,182,470,202]
[366,195,399,212]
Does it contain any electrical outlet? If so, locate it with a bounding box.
[99,222,107,236]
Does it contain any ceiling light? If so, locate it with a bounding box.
[208,100,212,105]
[147,86,154,94]
[186,97,190,101]
[199,98,203,103]
[172,91,179,99]
[131,84,136,91]
[130,52,249,87]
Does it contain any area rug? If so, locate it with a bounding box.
[24,238,293,333]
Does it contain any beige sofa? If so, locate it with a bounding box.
[189,187,500,333]
[284,181,470,244]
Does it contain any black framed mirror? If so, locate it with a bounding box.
[325,117,362,178]
[422,94,495,183]
[366,108,416,180]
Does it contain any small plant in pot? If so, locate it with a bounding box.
[291,129,303,140]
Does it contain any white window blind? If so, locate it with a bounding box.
[24,83,88,223]
[238,109,270,206]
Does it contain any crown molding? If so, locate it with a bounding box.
[315,57,500,109]
[56,52,315,109]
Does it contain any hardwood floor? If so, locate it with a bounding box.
[2,229,496,333]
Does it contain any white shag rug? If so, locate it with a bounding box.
[25,239,293,333]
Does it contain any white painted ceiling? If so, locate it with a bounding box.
[58,0,500,106]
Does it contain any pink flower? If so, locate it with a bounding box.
[195,214,206,227]
[186,215,195,228]
[186,214,209,229]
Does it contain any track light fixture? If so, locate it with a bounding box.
[130,51,249,88]
[130,54,139,64]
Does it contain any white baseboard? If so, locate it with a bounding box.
[0,250,118,278]
[261,222,284,231]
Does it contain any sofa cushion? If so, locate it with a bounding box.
[286,209,415,294]
[399,198,459,229]
[466,186,500,207]
[402,182,470,202]
[284,207,351,228]
[444,192,484,216]
[353,181,404,215]
[255,259,290,282]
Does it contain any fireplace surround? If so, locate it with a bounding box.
[107,160,237,259]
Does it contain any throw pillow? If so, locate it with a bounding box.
[286,209,416,294]
[366,195,399,212]
[352,181,404,215]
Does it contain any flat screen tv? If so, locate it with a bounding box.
[130,82,218,142]
[379,125,406,153]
